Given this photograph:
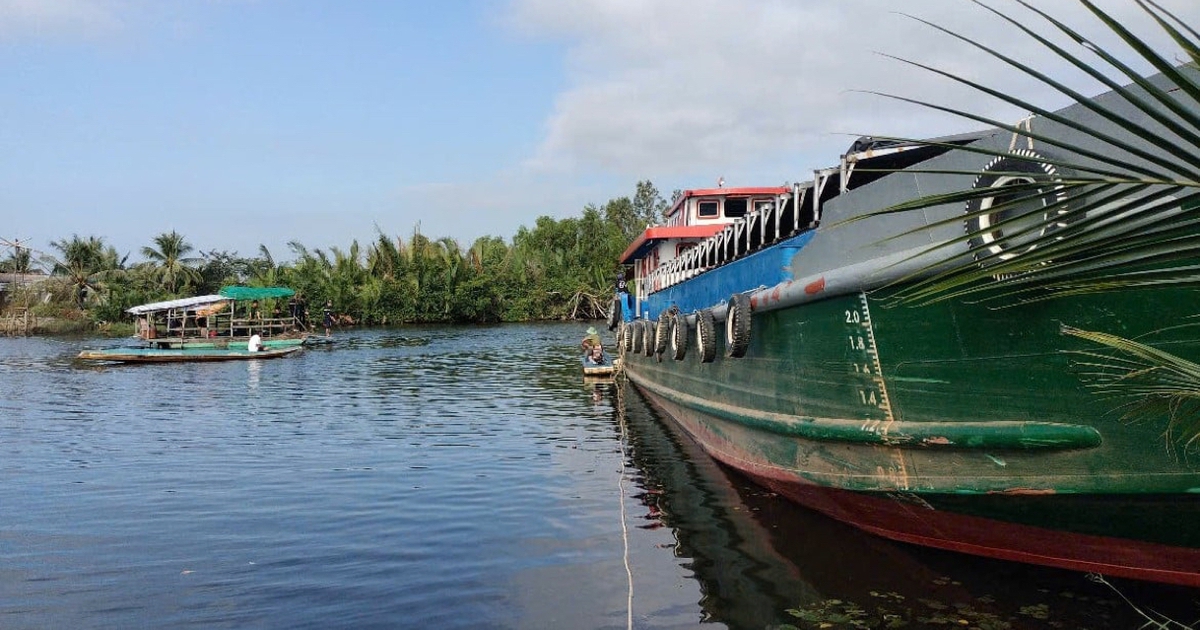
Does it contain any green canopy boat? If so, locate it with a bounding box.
[124,286,310,350]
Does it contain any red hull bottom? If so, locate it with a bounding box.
[750,472,1200,588]
[636,385,1200,589]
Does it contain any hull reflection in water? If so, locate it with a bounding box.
[613,380,1200,630]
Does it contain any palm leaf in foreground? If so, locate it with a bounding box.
[858,0,1200,307]
[1063,325,1200,451]
[855,1,1200,446]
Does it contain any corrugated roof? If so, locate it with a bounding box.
[126,295,227,315]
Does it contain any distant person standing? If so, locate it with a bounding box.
[610,270,632,330]
[323,301,334,337]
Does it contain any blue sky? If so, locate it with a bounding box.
[2,0,1197,266]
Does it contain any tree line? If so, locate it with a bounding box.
[0,181,672,327]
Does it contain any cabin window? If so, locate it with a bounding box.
[724,198,748,218]
[676,242,696,256]
[697,200,719,218]
[754,199,774,214]
[666,204,683,226]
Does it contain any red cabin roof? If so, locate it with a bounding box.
[621,185,792,264]
[619,224,726,264]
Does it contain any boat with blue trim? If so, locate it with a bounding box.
[78,286,311,362]
[78,345,303,364]
[613,72,1200,586]
[126,286,309,350]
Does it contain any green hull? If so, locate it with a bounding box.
[620,287,1200,586]
[78,345,303,363]
[625,287,1200,492]
[146,334,309,350]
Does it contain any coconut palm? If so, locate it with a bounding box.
[434,236,466,318]
[327,242,366,319]
[141,230,202,294]
[50,235,126,308]
[1064,325,1200,450]
[366,232,406,280]
[858,0,1200,306]
[0,246,32,274]
[249,244,281,286]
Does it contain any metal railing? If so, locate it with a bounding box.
[645,182,816,294]
[146,314,305,341]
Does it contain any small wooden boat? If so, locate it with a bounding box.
[127,286,309,350]
[78,345,302,364]
[581,356,620,378]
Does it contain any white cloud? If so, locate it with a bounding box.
[510,0,1200,180]
[0,0,122,38]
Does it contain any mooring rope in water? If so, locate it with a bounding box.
[613,344,634,630]
[617,409,634,630]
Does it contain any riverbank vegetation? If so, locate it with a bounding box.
[0,181,670,330]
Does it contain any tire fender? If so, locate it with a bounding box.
[695,309,716,363]
[725,293,751,358]
[606,297,621,330]
[654,309,672,357]
[964,149,1071,267]
[669,311,687,361]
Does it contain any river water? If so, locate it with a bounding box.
[0,324,1196,629]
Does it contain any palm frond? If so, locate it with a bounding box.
[860,0,1200,306]
[1063,325,1200,450]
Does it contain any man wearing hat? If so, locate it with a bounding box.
[582,326,602,353]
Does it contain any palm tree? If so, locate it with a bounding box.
[50,235,125,309]
[141,230,202,294]
[328,242,366,319]
[435,237,466,317]
[0,247,32,274]
[366,232,405,280]
[250,244,281,286]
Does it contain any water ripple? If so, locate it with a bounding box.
[4,324,1171,629]
[0,324,645,629]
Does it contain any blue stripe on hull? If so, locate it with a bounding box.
[638,230,816,319]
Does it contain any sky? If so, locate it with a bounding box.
[2,0,1198,266]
